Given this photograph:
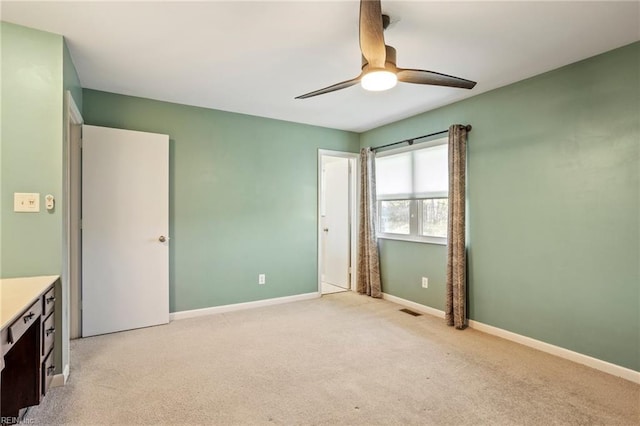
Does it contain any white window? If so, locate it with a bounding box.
[375,138,448,244]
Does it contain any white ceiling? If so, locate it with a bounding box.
[2,1,639,132]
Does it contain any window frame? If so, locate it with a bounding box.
[375,137,449,245]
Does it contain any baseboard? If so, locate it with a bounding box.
[382,293,446,318]
[467,320,640,384]
[381,293,640,384]
[170,292,320,321]
[51,363,70,388]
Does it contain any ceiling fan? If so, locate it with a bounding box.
[295,0,477,99]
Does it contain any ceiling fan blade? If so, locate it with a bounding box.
[360,0,386,68]
[295,76,361,99]
[397,68,477,89]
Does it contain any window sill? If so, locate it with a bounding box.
[377,234,447,246]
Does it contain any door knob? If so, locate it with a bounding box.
[159,236,169,243]
[323,228,329,232]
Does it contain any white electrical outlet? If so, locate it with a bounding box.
[422,277,428,288]
[14,193,40,212]
[258,274,266,285]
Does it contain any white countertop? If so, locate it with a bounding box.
[0,275,59,329]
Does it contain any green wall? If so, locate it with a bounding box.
[63,40,83,113]
[361,42,640,371]
[378,240,447,310]
[1,22,64,277]
[82,90,359,313]
[1,22,82,374]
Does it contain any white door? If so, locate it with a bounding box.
[322,158,350,288]
[82,125,169,337]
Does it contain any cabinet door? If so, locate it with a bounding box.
[0,320,41,417]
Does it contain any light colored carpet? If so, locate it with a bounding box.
[27,292,639,425]
[321,282,348,294]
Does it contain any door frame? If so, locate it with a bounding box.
[62,91,83,384]
[317,150,359,294]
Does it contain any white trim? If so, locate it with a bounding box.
[317,150,359,294]
[350,156,359,292]
[51,364,70,388]
[66,91,83,341]
[68,92,83,124]
[377,234,447,246]
[63,91,83,387]
[169,292,320,321]
[317,149,359,158]
[467,320,640,384]
[382,293,640,384]
[382,293,445,318]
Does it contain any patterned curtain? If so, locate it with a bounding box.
[446,125,468,329]
[357,147,382,298]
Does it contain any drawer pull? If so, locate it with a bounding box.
[46,296,56,304]
[47,365,55,376]
[23,312,35,323]
[46,327,55,337]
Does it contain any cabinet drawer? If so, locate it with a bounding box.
[43,286,56,317]
[42,312,55,357]
[8,300,42,347]
[42,348,55,396]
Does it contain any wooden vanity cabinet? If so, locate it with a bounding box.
[1,276,58,424]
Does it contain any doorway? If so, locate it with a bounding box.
[318,150,358,295]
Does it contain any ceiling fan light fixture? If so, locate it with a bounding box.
[294,0,476,99]
[361,70,397,91]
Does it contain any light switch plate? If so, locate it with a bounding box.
[14,193,40,212]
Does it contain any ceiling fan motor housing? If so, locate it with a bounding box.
[361,45,398,73]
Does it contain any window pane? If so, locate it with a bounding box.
[414,144,448,197]
[376,152,412,199]
[380,200,411,234]
[421,199,448,238]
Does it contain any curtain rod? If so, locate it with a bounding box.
[371,124,472,152]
